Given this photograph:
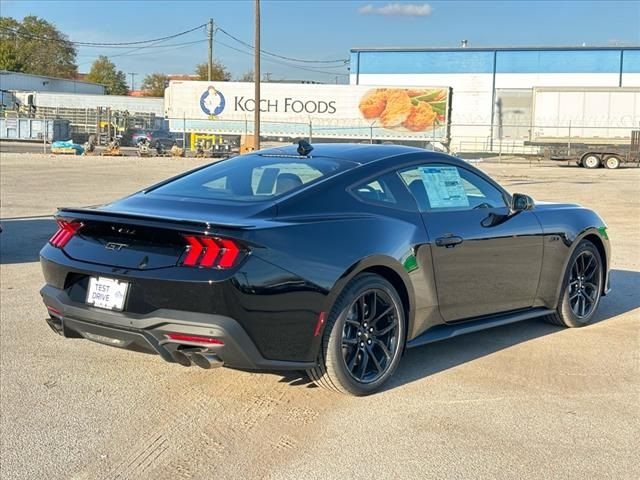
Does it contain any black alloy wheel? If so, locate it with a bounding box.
[307,273,406,395]
[341,289,400,384]
[567,250,601,319]
[546,240,603,328]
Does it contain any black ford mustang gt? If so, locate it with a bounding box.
[40,142,611,395]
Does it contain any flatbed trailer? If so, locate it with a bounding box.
[526,130,640,169]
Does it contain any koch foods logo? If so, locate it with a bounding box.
[200,86,226,118]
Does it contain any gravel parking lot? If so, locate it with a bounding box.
[1,153,638,479]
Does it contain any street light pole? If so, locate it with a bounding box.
[254,0,261,150]
[128,72,136,91]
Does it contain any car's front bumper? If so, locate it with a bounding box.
[41,284,316,371]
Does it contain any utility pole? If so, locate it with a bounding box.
[207,18,214,81]
[254,0,261,150]
[128,72,136,91]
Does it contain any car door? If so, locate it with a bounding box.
[399,162,544,322]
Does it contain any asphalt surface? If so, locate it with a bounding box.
[1,153,638,479]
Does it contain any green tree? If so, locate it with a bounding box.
[0,41,24,72]
[195,61,231,81]
[237,70,254,82]
[86,56,128,95]
[0,16,77,78]
[141,73,168,97]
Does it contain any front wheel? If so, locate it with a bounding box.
[307,274,406,395]
[546,240,603,328]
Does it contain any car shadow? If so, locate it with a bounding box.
[276,268,640,393]
[0,216,56,264]
[387,268,640,392]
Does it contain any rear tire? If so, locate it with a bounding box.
[546,240,603,328]
[582,154,601,169]
[307,274,406,395]
[604,155,621,169]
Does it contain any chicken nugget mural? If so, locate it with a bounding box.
[358,88,448,132]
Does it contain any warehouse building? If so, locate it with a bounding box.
[349,46,640,151]
[0,70,105,95]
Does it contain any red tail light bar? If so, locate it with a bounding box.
[164,333,224,346]
[49,220,82,248]
[181,235,243,269]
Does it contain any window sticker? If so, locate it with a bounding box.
[418,166,469,209]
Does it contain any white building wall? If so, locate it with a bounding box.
[29,92,163,115]
[621,73,640,87]
[494,73,621,89]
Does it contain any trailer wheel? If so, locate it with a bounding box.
[604,155,621,169]
[582,154,601,169]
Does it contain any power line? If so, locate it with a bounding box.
[216,39,349,77]
[1,20,350,75]
[72,39,209,50]
[77,38,205,67]
[215,26,349,65]
[102,40,206,59]
[0,24,207,47]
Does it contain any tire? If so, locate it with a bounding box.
[604,155,621,169]
[582,154,601,169]
[546,240,603,328]
[307,273,406,395]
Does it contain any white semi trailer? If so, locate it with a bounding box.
[526,87,640,169]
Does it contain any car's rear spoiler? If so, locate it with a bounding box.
[55,207,253,234]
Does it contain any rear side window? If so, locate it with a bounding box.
[350,171,418,211]
[352,178,396,205]
[150,154,350,202]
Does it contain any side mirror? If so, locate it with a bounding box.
[510,193,535,213]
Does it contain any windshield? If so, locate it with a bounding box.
[148,154,353,202]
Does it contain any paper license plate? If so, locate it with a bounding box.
[86,277,129,311]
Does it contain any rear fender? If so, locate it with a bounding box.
[322,255,416,339]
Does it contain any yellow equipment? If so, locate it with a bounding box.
[240,135,256,154]
[170,144,185,157]
[102,138,123,156]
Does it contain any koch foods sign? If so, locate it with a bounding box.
[165,81,450,141]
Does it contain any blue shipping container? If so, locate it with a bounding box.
[0,118,70,142]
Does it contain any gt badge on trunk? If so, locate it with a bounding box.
[105,242,129,251]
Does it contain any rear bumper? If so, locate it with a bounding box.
[41,284,315,371]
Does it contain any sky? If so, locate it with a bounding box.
[1,0,639,85]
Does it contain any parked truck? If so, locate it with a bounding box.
[525,87,640,169]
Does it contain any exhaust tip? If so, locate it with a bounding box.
[191,352,223,370]
[171,349,192,367]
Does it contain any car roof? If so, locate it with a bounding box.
[256,143,428,165]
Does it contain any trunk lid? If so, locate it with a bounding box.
[56,193,273,270]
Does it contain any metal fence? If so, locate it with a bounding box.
[164,115,639,156]
[3,108,638,159]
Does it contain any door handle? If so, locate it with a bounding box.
[435,235,463,248]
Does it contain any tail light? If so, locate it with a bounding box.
[164,333,224,346]
[181,235,243,269]
[49,220,82,248]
